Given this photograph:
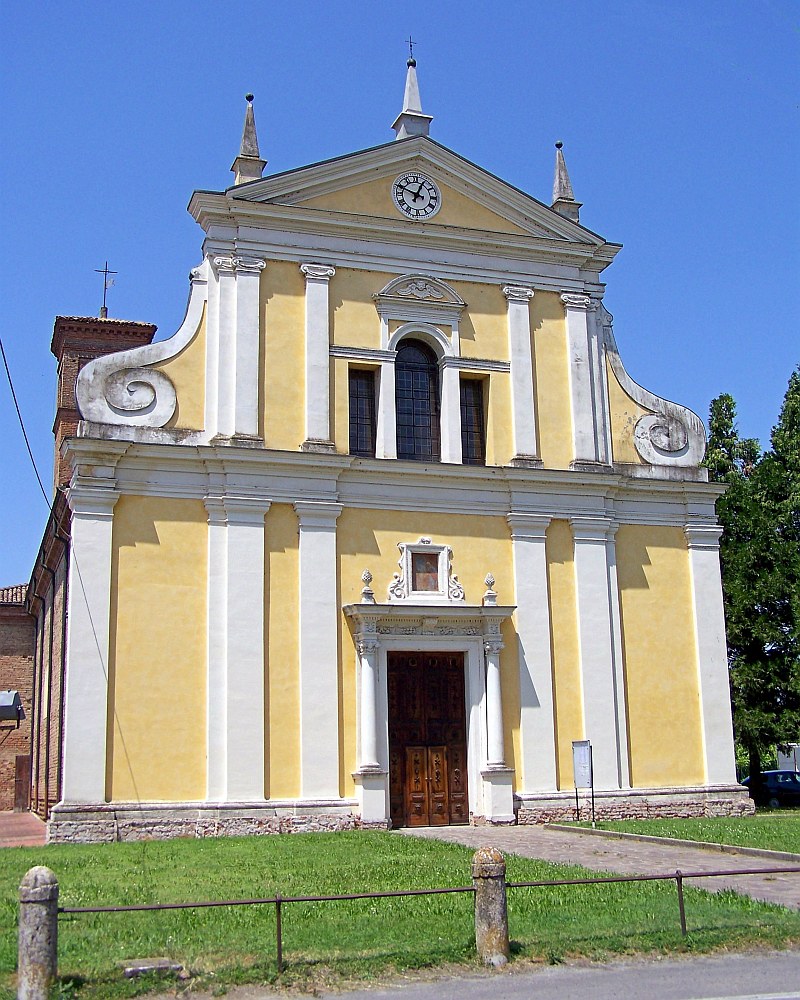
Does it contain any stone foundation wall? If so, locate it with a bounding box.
[47,801,383,844]
[515,785,754,824]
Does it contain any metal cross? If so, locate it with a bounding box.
[406,35,414,60]
[94,260,117,316]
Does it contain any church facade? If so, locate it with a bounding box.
[49,64,751,841]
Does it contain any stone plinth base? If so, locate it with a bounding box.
[515,784,754,824]
[47,799,374,844]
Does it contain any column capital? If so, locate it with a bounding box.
[507,512,551,540]
[294,500,343,529]
[484,638,504,655]
[212,255,266,275]
[502,284,534,303]
[205,495,271,525]
[356,636,380,656]
[68,484,120,519]
[570,515,617,543]
[560,293,597,311]
[684,523,723,550]
[300,263,336,281]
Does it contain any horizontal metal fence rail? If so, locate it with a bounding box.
[56,865,800,972]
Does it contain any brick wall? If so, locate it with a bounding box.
[0,593,35,811]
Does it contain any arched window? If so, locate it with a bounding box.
[395,339,440,461]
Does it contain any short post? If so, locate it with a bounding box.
[675,870,687,936]
[471,846,510,968]
[18,866,58,1000]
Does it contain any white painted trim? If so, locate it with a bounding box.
[76,262,209,428]
[441,364,462,464]
[376,360,397,459]
[387,322,454,358]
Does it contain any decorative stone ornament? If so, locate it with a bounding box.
[388,538,465,603]
[392,172,441,219]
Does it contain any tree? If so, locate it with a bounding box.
[706,373,800,781]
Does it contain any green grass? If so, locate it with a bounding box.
[578,812,800,855]
[1,831,798,998]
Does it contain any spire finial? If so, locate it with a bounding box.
[551,140,582,223]
[230,92,267,186]
[392,43,432,140]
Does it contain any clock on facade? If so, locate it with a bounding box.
[392,172,441,219]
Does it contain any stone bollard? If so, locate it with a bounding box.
[18,866,58,1000]
[471,846,510,968]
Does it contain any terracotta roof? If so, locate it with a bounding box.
[0,584,27,605]
[55,316,156,327]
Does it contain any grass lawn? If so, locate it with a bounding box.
[1,831,799,998]
[580,811,800,855]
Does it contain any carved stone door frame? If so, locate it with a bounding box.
[344,603,516,827]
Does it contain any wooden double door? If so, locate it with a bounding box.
[388,651,468,828]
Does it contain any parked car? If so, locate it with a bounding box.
[742,770,800,808]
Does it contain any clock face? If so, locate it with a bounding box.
[392,172,441,220]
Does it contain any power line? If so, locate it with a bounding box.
[0,334,49,505]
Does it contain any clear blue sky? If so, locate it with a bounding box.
[1,1,797,585]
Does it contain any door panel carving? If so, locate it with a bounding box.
[388,652,468,827]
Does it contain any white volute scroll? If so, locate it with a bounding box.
[76,261,209,427]
[600,305,706,468]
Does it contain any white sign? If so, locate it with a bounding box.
[572,740,593,788]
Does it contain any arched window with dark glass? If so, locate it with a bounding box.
[395,338,440,461]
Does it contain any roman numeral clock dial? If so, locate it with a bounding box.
[392,172,441,220]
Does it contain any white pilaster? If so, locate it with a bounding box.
[295,500,343,798]
[440,362,462,464]
[685,524,738,784]
[205,496,269,802]
[211,255,266,439]
[233,256,266,438]
[357,634,380,768]
[376,359,397,459]
[484,636,505,767]
[503,285,540,465]
[570,516,625,789]
[61,481,120,803]
[562,293,607,467]
[507,513,557,790]
[300,264,336,452]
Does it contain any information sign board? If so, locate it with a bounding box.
[572,740,593,788]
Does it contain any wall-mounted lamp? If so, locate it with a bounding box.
[0,691,24,729]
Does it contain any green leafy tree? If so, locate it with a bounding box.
[706,373,800,781]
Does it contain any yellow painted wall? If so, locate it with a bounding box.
[532,291,573,470]
[107,496,207,801]
[158,306,207,431]
[265,503,301,799]
[302,176,529,235]
[337,509,520,793]
[607,359,650,464]
[331,268,394,348]
[546,519,583,788]
[262,261,305,449]
[616,525,705,787]
[483,372,514,467]
[451,280,507,361]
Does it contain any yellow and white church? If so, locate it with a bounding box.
[50,61,751,841]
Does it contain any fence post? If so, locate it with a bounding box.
[471,846,510,968]
[18,866,58,1000]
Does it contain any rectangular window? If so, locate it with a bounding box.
[349,369,377,457]
[460,378,486,465]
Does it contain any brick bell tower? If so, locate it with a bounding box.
[50,316,157,490]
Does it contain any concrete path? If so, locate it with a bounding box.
[399,825,800,910]
[0,811,46,848]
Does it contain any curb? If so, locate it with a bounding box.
[546,824,800,864]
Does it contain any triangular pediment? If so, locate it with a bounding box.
[227,137,606,246]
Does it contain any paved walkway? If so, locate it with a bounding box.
[0,811,46,848]
[399,825,800,910]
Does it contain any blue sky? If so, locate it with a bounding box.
[1,1,797,585]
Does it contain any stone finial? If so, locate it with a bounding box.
[483,573,497,607]
[392,57,433,140]
[551,141,582,223]
[361,569,375,604]
[230,93,267,185]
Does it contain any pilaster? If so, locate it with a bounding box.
[205,494,270,802]
[295,500,343,798]
[300,264,336,453]
[440,363,463,464]
[507,513,557,790]
[685,523,738,784]
[561,293,611,468]
[570,515,627,789]
[502,285,541,466]
[376,359,397,459]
